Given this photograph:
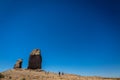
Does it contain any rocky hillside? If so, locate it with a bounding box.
[0,49,119,80]
[0,69,120,80]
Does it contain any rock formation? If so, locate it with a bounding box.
[27,49,42,69]
[13,59,23,69]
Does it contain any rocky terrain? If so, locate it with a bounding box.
[0,69,120,80]
[0,49,120,80]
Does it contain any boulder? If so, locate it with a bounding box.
[14,59,22,69]
[27,49,42,69]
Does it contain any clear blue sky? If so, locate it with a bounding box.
[0,0,120,78]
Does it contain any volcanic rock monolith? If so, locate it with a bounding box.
[27,49,42,69]
[14,59,23,69]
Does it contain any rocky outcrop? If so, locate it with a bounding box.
[27,49,42,69]
[13,59,22,69]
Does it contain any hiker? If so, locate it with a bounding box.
[58,72,61,76]
[62,72,64,75]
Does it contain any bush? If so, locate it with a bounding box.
[0,73,5,78]
[9,76,12,79]
[21,77,26,80]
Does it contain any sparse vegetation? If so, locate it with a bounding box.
[0,73,5,78]
[0,69,120,80]
[9,76,12,79]
[21,77,26,80]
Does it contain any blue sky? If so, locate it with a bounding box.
[0,0,120,78]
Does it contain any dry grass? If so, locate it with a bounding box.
[0,69,120,80]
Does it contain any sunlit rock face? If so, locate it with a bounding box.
[14,59,23,69]
[27,49,42,69]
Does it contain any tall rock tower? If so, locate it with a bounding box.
[28,49,42,69]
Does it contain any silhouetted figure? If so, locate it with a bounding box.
[62,72,64,75]
[47,72,49,75]
[58,72,61,76]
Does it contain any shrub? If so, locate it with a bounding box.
[21,77,26,80]
[0,73,5,78]
[9,76,12,79]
